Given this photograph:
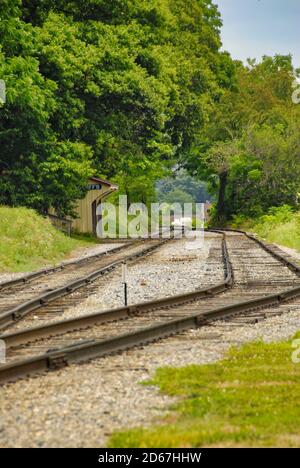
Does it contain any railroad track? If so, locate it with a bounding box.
[0,241,131,292]
[0,237,172,330]
[0,229,300,385]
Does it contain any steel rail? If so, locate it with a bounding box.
[213,228,300,276]
[1,233,231,348]
[1,229,299,386]
[0,238,172,330]
[0,241,137,292]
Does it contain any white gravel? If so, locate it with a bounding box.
[5,234,222,333]
[56,235,222,323]
[0,301,300,448]
[0,233,300,448]
[274,244,300,262]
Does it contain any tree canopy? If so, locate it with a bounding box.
[0,0,233,215]
[1,1,299,223]
[185,55,300,223]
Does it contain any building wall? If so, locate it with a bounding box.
[72,189,104,233]
[49,180,116,234]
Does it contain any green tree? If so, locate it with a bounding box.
[186,55,300,223]
[164,188,194,206]
[0,0,232,215]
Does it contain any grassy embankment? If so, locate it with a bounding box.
[231,205,300,253]
[109,334,300,448]
[0,206,96,273]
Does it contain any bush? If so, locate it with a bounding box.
[259,205,294,225]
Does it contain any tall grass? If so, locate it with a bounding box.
[232,205,300,252]
[0,206,92,272]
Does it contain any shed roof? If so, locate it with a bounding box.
[89,176,118,189]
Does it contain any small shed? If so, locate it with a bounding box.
[73,177,118,234]
[49,177,118,235]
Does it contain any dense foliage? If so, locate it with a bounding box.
[0,0,232,215]
[1,1,299,222]
[186,55,300,223]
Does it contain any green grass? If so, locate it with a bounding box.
[254,218,300,252]
[0,206,96,272]
[232,206,300,253]
[109,334,300,448]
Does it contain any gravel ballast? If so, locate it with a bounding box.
[7,234,222,332]
[59,234,222,321]
[1,233,300,448]
[0,306,300,448]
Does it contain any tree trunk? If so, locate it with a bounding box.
[217,171,228,225]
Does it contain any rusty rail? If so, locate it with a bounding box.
[0,229,299,386]
[0,238,171,330]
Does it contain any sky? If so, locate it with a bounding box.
[215,0,300,68]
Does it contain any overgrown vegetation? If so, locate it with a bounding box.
[186,56,300,224]
[0,206,92,272]
[232,205,300,253]
[109,334,300,448]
